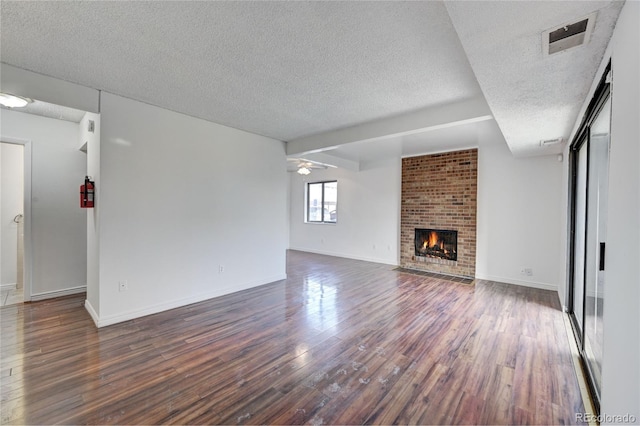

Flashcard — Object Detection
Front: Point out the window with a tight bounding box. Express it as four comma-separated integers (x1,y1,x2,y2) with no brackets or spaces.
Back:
306,181,337,223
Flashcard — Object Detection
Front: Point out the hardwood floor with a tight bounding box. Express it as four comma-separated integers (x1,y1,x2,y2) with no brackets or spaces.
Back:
1,250,585,425
0,287,23,307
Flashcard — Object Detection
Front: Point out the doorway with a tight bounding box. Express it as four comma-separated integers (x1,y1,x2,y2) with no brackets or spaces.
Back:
1,141,26,305
568,63,611,413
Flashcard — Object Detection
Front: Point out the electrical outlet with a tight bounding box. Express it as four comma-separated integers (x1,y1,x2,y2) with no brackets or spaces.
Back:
119,280,128,292
520,268,533,277
219,265,225,274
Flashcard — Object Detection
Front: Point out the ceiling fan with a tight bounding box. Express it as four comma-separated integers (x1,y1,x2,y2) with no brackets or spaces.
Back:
286,157,333,175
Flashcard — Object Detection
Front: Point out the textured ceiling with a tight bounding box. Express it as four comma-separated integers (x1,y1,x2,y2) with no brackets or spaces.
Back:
323,119,485,164
0,1,482,142
0,1,623,160
445,1,623,157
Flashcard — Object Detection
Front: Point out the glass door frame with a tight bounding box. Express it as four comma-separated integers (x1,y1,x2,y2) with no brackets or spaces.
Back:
567,61,611,414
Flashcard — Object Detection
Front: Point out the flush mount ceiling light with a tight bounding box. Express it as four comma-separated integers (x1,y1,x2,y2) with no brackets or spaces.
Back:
297,166,311,175
0,93,33,108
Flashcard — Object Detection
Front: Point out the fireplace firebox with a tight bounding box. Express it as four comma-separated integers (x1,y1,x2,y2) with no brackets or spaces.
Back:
415,228,458,261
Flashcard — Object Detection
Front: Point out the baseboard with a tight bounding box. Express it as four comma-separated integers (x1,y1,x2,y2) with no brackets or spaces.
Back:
30,285,87,301
84,299,100,327
92,274,287,328
289,247,398,266
1,283,17,290
475,274,557,291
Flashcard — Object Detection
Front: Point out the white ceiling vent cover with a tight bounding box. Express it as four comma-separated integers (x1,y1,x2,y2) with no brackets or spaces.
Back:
539,137,564,147
543,12,597,55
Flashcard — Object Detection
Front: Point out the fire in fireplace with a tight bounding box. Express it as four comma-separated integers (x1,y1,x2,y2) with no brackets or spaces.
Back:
415,228,458,261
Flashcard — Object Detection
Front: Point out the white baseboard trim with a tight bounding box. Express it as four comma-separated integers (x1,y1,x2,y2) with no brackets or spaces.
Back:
84,299,100,327
30,285,87,301
1,283,17,290
475,274,557,291
92,274,287,328
289,247,398,266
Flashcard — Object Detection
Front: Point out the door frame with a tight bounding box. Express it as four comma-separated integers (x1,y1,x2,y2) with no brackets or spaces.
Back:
1,136,33,302
566,61,611,414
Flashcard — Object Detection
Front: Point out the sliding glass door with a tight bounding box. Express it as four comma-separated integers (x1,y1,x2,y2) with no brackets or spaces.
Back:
582,96,610,397
569,66,611,411
572,139,587,333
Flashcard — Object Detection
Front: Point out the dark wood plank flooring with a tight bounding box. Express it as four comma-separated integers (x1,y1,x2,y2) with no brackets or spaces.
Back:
1,250,585,425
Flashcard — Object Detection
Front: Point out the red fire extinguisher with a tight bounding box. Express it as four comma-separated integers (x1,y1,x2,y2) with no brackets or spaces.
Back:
80,176,95,208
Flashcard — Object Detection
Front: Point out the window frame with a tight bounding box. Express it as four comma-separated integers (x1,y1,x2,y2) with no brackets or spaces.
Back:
305,180,337,224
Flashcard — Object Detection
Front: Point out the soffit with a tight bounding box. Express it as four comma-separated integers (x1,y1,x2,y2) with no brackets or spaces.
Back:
445,1,623,157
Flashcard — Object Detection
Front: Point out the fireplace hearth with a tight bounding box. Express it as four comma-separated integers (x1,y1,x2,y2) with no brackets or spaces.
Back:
415,228,458,261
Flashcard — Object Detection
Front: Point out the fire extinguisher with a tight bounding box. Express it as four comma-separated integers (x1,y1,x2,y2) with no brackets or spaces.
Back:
80,176,95,208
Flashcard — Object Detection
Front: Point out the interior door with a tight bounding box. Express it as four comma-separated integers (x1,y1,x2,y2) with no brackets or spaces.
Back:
0,142,25,305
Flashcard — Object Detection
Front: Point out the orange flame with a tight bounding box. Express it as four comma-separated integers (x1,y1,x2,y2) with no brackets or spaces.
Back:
428,231,439,248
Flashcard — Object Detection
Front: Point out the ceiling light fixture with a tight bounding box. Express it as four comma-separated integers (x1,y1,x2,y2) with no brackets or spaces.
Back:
297,167,311,175
0,93,33,108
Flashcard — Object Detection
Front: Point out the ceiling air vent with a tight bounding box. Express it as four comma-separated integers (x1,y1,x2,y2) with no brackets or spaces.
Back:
540,137,563,147
543,13,596,55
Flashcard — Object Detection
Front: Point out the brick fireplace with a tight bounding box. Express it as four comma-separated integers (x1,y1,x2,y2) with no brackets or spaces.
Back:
400,149,477,278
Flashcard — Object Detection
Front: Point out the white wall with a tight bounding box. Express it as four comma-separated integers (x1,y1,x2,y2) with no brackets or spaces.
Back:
80,112,101,316
476,120,563,290
289,158,401,265
0,143,24,287
92,92,287,326
288,123,564,291
0,109,87,298
596,0,639,420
